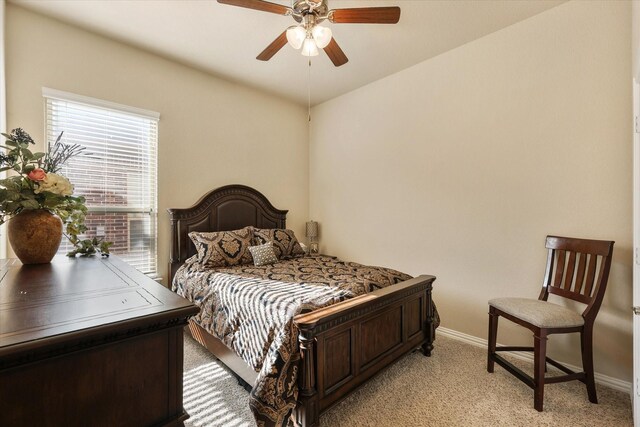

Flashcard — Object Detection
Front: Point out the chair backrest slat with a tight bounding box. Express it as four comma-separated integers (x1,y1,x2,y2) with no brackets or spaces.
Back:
583,253,598,298
562,251,576,291
574,252,587,295
553,250,566,288
541,236,614,321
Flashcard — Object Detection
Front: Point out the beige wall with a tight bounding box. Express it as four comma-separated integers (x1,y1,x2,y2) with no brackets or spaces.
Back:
310,0,633,382
5,4,309,284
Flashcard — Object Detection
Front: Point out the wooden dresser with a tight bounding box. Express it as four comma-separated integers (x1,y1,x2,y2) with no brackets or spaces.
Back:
0,256,199,427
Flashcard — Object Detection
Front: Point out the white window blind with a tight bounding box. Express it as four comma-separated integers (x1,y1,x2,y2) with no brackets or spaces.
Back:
43,88,159,276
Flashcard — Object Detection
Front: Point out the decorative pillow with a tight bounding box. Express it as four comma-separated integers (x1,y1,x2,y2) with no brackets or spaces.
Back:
248,242,278,266
253,228,305,259
188,227,254,268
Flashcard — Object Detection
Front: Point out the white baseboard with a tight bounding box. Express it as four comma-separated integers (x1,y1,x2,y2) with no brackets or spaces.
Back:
437,326,632,395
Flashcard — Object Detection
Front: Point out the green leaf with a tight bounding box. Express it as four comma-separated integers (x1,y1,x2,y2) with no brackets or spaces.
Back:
6,192,20,202
44,198,63,208
21,147,34,159
100,240,113,254
6,201,20,212
0,178,20,191
19,189,36,199
20,199,40,209
69,195,86,203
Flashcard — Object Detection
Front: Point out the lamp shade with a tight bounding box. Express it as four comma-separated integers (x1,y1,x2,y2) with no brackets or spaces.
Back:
312,25,332,49
301,37,319,57
286,25,306,50
305,221,318,238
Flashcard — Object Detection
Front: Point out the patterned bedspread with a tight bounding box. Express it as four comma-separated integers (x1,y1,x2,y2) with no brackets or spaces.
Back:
210,254,414,295
173,254,439,426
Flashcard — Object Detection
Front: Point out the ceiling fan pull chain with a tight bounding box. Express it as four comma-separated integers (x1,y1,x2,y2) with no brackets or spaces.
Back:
308,58,312,122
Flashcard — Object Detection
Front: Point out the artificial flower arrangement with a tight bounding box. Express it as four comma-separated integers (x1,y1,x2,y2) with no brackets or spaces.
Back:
0,128,112,257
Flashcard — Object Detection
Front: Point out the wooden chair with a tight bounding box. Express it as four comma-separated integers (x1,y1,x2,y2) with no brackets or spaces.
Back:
487,235,614,411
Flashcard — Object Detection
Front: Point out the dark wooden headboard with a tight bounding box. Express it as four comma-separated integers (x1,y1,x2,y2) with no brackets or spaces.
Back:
167,184,288,282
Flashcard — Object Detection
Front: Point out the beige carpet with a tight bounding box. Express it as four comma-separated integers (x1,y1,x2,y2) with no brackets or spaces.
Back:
183,335,632,427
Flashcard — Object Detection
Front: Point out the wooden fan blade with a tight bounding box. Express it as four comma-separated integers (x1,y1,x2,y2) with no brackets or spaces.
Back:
329,7,401,24
217,0,291,15
323,38,348,67
257,31,288,61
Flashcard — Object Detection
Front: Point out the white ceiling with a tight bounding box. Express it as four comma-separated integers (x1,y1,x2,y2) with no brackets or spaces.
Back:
11,0,566,106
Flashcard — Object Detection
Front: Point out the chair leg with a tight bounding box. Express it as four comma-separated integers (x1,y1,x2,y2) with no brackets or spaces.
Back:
487,308,499,373
581,327,598,404
533,330,547,412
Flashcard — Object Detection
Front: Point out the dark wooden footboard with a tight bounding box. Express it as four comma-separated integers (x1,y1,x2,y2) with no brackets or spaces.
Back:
293,275,436,427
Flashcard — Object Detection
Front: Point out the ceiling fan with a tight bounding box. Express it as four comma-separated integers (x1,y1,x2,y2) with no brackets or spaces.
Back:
217,0,401,67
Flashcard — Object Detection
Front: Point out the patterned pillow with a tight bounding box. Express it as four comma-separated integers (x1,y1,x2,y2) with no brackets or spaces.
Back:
188,227,254,268
253,228,305,259
248,242,278,266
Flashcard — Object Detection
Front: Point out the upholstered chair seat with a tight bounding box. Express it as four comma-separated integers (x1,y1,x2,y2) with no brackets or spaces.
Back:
488,298,584,328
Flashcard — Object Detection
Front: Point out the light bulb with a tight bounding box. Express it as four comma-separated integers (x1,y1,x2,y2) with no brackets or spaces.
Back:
301,37,319,57
286,26,306,50
312,25,332,49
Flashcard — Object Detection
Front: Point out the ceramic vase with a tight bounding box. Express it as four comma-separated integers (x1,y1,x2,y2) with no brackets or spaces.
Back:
8,209,63,264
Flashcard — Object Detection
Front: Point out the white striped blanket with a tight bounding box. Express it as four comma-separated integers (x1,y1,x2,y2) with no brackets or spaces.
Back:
174,268,351,427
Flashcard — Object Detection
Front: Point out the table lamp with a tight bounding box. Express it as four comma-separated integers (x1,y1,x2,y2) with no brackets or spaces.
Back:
305,220,319,254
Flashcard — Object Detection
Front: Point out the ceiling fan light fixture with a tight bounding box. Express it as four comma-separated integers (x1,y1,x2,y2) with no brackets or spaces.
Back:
286,25,306,50
219,0,401,67
301,37,319,57
311,25,332,49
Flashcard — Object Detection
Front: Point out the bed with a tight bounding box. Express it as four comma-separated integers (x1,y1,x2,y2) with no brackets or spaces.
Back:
168,184,438,427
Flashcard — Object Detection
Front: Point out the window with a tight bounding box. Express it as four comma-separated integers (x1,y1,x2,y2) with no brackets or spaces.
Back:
43,88,159,276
